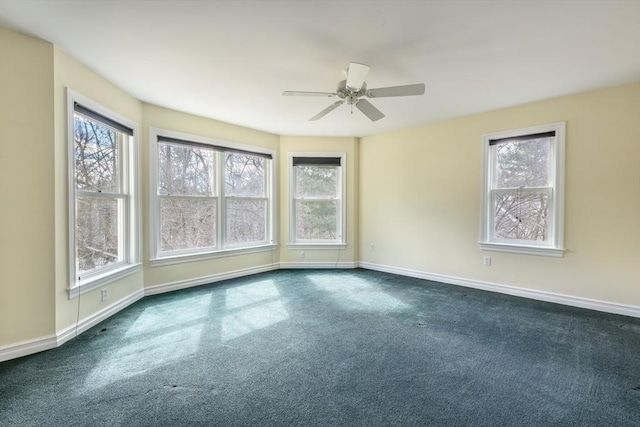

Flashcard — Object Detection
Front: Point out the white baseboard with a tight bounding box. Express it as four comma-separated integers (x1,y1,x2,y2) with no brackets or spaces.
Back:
279,261,357,269
4,260,637,363
144,263,278,296
358,261,640,318
56,288,145,347
0,288,144,363
0,334,58,363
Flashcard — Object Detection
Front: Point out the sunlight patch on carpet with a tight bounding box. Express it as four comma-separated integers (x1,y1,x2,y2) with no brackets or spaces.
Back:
84,324,203,390
125,293,213,338
221,300,289,342
309,274,411,312
225,280,280,310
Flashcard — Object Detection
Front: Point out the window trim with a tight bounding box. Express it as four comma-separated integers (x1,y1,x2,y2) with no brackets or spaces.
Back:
149,127,276,264
480,122,565,257
67,89,140,298
288,152,346,246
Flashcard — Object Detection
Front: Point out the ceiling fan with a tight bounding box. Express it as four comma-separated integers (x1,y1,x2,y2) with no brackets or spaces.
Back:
283,62,425,122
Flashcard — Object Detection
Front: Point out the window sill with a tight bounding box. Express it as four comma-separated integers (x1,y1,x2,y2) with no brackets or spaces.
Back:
287,243,347,250
68,263,142,299
480,242,564,258
151,244,278,267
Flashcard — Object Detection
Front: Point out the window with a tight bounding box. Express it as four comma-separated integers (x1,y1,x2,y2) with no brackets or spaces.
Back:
68,90,139,296
150,130,274,264
225,152,268,246
480,122,565,257
158,142,217,252
290,154,345,246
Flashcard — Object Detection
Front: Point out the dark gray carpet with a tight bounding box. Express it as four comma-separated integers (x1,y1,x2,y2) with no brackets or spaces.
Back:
1,269,639,426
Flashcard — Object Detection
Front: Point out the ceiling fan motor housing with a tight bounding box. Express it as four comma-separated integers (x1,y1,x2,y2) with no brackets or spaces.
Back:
337,79,366,104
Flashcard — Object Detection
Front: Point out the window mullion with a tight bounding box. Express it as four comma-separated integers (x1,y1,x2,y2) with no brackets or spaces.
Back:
217,151,224,250
121,133,132,264
118,132,125,194
226,196,269,201
158,194,217,200
493,186,552,193
76,190,125,198
265,181,271,244
294,196,335,201
117,132,125,263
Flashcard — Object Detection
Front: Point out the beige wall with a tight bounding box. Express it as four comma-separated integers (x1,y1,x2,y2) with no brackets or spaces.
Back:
278,136,359,265
0,29,56,346
359,83,640,306
141,104,280,288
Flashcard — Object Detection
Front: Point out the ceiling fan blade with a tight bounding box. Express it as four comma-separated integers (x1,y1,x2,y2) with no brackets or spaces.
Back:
309,100,345,121
283,91,337,97
355,99,385,122
345,62,370,91
365,83,425,98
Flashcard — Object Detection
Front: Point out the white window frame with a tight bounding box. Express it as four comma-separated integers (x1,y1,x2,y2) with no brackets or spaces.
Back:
224,152,271,250
149,128,276,266
288,152,347,249
67,89,140,298
480,122,565,257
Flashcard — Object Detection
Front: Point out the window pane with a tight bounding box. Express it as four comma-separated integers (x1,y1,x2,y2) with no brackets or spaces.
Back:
295,165,338,198
160,198,217,251
74,114,119,192
495,138,549,188
494,191,548,242
296,200,338,240
76,197,120,273
226,199,267,245
225,153,265,197
159,143,215,196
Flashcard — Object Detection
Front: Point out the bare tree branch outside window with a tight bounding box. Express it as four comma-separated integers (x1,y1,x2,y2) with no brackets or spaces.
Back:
492,138,550,242
156,140,271,254
225,153,267,245
74,115,122,272
158,143,217,251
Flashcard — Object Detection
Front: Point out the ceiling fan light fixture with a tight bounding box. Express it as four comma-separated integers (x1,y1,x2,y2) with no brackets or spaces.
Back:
345,62,370,91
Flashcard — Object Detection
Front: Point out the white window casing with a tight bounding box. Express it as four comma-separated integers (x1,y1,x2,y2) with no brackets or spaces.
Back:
67,88,141,298
480,122,565,257
288,152,346,249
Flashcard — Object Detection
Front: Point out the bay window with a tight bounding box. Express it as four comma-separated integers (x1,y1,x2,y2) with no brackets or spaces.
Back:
150,130,274,264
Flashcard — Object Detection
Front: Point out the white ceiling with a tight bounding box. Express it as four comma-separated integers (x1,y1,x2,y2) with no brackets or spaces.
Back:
1,1,638,137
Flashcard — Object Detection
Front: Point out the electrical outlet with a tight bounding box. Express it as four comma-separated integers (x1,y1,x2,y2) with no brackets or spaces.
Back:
300,251,305,259
101,289,108,302
369,244,375,251
483,256,492,266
